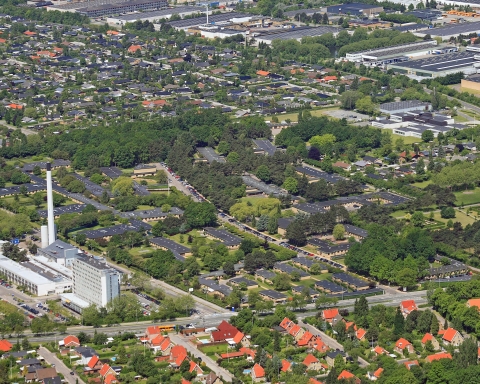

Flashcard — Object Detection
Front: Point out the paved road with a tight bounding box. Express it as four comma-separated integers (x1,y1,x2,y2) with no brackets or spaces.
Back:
39,346,86,384
170,334,233,383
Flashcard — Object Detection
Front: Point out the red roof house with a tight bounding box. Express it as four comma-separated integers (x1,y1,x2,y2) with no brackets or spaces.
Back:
356,328,366,341
338,370,360,384
297,331,314,347
322,308,341,324
280,317,294,331
63,335,80,347
211,321,240,342
373,345,387,355
104,374,117,384
99,364,115,377
0,340,12,352
421,333,439,350
403,360,419,370
252,363,265,381
281,359,291,372
170,345,188,367
426,352,452,363
467,298,480,310
86,355,101,371
400,300,418,317
128,45,142,53
394,338,414,355
441,328,464,346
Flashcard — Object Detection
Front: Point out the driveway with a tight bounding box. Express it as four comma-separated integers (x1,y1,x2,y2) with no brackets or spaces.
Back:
169,334,233,382
38,346,86,384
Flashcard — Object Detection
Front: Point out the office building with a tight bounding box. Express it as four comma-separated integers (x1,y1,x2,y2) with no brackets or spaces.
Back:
72,256,121,308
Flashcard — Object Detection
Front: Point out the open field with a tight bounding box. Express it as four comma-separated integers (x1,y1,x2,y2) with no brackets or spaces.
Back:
455,188,480,206
433,210,475,227
264,106,339,122
391,133,420,145
412,180,433,189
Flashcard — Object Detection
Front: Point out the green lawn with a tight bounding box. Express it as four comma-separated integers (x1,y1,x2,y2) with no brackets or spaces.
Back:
454,188,480,206
391,133,420,145
390,210,408,218
433,210,475,227
454,115,469,123
200,343,229,355
412,180,433,189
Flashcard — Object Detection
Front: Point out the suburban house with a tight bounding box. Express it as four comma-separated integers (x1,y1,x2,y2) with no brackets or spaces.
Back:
281,360,291,372
404,360,419,370
440,328,464,346
0,340,12,352
326,350,346,367
394,338,414,355
211,321,240,342
426,352,452,363
400,300,418,318
372,346,387,356
232,331,250,347
467,298,480,310
322,308,342,325
421,333,440,350
60,335,80,348
252,363,265,382
303,354,327,371
367,368,384,381
338,370,361,384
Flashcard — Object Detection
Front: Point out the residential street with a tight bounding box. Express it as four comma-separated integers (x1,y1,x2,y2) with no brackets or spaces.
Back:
38,346,86,384
169,334,233,382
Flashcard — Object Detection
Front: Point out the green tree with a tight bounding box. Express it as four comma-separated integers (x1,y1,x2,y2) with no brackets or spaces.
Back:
396,268,417,290
333,224,346,240
355,96,376,115
393,307,405,336
256,165,270,182
282,177,298,194
111,177,134,196
411,211,425,227
184,202,217,228
455,338,478,368
273,273,291,290
422,130,434,143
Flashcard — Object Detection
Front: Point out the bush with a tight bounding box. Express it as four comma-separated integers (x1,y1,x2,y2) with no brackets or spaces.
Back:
440,206,455,219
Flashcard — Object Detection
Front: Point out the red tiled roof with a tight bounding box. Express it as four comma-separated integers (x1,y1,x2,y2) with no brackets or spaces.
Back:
0,340,12,352
401,300,417,313
170,345,187,366
159,337,171,351
279,317,292,329
374,368,384,378
309,379,323,384
220,351,245,359
303,354,319,366
426,352,452,362
373,346,386,355
422,333,434,344
356,328,366,340
181,379,191,384
442,328,459,342
297,331,313,346
395,338,412,349
104,374,116,384
64,335,80,346
288,324,301,336
99,364,112,377
256,70,270,76
403,360,419,370
211,321,239,342
281,359,291,372
232,331,244,344
338,370,355,380
253,363,265,378
239,347,256,358
313,338,329,353
467,298,480,309
128,45,142,52
322,308,339,320
189,360,202,373
87,355,99,369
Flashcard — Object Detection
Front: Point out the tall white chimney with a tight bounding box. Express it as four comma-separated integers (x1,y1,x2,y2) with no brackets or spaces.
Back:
40,225,48,249
46,162,56,245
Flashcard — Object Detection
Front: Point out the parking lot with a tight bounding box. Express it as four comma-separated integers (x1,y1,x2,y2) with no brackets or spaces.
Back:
322,109,370,122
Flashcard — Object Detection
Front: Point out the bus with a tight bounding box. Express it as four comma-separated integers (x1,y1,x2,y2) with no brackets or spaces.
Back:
157,324,175,332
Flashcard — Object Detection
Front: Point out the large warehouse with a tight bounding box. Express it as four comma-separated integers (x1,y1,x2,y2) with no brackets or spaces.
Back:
413,21,480,40
387,51,480,78
107,6,207,26
168,12,256,30
254,26,340,45
345,40,440,65
48,0,169,17
326,3,383,16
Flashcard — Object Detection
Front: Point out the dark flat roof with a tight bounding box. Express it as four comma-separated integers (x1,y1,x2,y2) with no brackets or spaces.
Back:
204,227,242,246
390,51,477,73
332,272,369,288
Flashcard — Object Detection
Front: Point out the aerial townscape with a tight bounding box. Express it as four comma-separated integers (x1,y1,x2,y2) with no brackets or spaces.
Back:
4,0,480,383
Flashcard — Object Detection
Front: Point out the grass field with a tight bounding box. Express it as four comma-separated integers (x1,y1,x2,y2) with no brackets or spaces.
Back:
433,210,475,227
412,180,433,189
454,188,480,206
200,343,229,355
264,106,339,122
391,133,420,145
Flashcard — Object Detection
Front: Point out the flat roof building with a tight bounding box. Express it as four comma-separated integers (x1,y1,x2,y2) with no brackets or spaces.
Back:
37,239,83,267
72,256,121,308
379,100,432,114
326,3,383,16
413,21,480,40
0,247,72,296
107,6,206,26
255,26,340,45
387,51,480,78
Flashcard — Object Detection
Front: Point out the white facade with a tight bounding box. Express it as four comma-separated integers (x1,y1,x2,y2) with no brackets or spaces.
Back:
0,255,72,296
72,256,121,308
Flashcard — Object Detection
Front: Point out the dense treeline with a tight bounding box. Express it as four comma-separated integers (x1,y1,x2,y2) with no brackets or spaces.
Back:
345,224,435,286
1,4,89,25
338,32,418,57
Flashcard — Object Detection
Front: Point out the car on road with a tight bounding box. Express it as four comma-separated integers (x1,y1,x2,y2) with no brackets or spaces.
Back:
70,372,74,375
186,323,196,329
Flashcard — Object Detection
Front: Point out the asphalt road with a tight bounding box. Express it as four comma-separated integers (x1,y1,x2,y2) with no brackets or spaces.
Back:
170,334,233,382
39,346,85,384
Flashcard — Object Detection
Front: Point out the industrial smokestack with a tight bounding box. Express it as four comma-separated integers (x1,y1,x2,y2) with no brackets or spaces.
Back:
46,162,56,245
